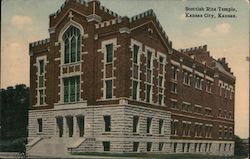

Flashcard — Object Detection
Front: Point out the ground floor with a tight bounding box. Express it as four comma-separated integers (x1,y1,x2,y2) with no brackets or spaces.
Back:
27,102,234,156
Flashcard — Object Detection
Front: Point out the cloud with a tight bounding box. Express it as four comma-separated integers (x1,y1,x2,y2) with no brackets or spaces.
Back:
11,15,32,27
199,23,231,37
215,23,231,34
200,27,215,36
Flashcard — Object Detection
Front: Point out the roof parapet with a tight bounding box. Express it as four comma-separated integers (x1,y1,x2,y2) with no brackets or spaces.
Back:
50,0,120,18
95,17,122,29
179,45,207,53
30,38,50,47
129,9,172,48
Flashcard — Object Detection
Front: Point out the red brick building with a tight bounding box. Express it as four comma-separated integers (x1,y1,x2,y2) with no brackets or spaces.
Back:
27,0,235,156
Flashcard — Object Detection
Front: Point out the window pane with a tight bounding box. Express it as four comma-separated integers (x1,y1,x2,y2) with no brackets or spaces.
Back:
64,38,70,63
77,36,80,61
39,75,44,88
146,69,151,83
103,142,110,151
159,76,163,87
147,51,152,69
71,37,76,63
106,44,113,63
158,94,163,105
105,80,112,99
70,78,76,102
76,76,80,101
146,85,151,103
133,45,139,64
133,64,139,79
132,80,138,100
159,119,163,134
39,60,44,75
39,90,44,105
64,78,69,102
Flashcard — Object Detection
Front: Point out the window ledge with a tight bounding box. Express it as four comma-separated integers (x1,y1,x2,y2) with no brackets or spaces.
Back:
61,61,81,67
36,132,44,135
102,132,111,135
170,91,177,94
34,104,48,107
183,83,191,87
159,134,164,137
146,133,153,136
133,132,140,135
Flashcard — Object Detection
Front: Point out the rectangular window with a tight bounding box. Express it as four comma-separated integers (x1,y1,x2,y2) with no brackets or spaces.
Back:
170,100,177,109
132,80,138,100
171,82,177,93
106,44,113,63
171,121,178,135
146,70,152,83
159,119,164,134
103,141,110,151
104,115,111,132
105,80,112,99
171,66,178,80
159,142,164,151
133,142,139,152
183,72,191,85
146,117,152,134
39,60,44,75
133,116,139,133
37,118,42,133
63,76,80,103
146,142,152,152
182,102,191,112
195,76,202,90
206,81,212,93
146,84,151,103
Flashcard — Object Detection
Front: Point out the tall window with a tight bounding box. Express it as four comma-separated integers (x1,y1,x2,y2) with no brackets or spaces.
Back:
63,26,81,64
105,80,113,99
183,71,191,85
37,118,43,133
146,50,153,103
103,141,110,151
104,115,111,132
133,142,139,152
171,82,177,93
38,59,45,105
63,76,80,103
131,44,140,100
170,99,177,109
159,119,164,134
133,116,139,133
171,65,178,81
171,120,178,136
195,76,202,90
106,44,113,63
206,81,212,93
146,117,152,134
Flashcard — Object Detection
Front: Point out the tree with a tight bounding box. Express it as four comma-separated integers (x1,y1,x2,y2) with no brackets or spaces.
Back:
0,84,29,152
234,135,248,157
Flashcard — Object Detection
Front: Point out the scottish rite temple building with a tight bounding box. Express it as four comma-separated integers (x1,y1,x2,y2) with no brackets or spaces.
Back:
27,0,235,156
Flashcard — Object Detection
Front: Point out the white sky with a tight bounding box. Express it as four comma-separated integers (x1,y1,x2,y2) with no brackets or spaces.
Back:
1,0,249,138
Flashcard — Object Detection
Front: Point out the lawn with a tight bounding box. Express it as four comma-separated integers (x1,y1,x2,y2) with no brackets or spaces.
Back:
72,152,247,159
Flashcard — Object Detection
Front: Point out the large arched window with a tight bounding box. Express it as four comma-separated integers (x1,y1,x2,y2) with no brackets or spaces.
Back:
63,26,81,64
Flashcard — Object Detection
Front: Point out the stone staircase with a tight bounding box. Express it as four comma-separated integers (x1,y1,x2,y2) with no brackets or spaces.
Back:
27,137,88,157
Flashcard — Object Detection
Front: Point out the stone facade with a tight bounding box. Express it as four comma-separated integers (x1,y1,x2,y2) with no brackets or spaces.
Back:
28,0,235,156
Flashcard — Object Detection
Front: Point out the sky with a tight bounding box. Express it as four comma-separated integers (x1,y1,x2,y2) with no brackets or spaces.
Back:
1,0,249,138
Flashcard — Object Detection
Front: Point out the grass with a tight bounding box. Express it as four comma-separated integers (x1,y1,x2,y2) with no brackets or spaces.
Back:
72,152,247,159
